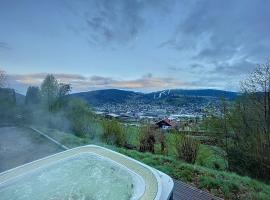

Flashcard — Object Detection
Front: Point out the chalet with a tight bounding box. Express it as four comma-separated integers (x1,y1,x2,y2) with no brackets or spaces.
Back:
155,118,174,130
94,111,105,117
118,113,134,122
105,113,120,119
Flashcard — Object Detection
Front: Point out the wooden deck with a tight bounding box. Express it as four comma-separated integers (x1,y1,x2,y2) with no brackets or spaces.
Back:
172,179,223,200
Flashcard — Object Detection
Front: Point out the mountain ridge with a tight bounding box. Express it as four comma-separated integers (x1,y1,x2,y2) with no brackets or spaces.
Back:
71,88,238,106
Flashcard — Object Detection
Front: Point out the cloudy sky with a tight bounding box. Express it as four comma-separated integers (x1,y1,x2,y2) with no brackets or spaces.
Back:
0,0,269,94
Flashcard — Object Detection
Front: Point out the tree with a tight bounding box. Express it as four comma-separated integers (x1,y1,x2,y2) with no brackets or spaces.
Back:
240,61,270,137
65,98,103,138
0,88,17,123
25,86,41,105
51,83,71,110
174,134,199,164
0,70,7,88
58,83,71,98
203,61,270,181
40,74,59,112
102,119,126,147
228,61,270,180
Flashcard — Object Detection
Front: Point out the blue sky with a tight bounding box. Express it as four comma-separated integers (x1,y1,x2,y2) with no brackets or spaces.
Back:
0,0,270,93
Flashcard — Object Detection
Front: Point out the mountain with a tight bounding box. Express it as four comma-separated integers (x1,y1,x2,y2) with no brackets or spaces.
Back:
71,89,142,106
71,89,238,107
147,89,237,100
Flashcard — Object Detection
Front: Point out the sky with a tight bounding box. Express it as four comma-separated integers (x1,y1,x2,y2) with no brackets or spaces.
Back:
0,0,270,94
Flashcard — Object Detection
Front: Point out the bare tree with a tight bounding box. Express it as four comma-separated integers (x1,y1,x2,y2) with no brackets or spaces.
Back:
235,61,270,180
241,61,270,140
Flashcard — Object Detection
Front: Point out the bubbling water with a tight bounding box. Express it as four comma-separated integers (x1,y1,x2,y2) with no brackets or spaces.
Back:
0,153,137,200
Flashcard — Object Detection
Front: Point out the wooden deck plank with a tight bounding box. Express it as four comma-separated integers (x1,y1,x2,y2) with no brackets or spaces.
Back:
172,179,223,200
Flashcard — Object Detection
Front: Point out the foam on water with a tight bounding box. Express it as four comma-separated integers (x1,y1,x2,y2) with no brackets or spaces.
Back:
0,153,141,200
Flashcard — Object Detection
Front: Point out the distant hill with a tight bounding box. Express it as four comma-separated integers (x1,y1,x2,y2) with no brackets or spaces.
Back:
71,89,238,107
147,89,237,100
71,89,142,105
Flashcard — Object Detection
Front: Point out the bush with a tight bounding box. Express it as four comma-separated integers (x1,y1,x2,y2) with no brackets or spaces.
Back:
196,145,228,170
156,130,167,155
139,125,156,153
228,145,270,181
102,119,126,147
175,134,200,164
65,98,96,137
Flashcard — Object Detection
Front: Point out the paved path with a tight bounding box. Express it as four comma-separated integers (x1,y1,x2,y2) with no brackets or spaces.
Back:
0,126,63,172
30,127,69,150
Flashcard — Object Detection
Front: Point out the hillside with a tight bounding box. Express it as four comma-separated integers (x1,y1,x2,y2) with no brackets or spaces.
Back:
71,89,238,107
148,89,237,100
71,89,142,105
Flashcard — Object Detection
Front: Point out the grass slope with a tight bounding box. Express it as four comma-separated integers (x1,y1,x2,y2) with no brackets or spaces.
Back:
37,127,270,200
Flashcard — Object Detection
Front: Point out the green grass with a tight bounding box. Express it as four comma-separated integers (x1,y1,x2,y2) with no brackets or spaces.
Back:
196,145,228,170
121,126,227,171
38,127,91,148
116,148,270,200
124,125,140,146
42,126,231,171
37,127,270,200
165,133,227,170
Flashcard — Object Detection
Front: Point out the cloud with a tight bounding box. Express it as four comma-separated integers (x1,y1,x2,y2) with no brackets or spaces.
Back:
168,63,205,72
111,75,192,90
0,42,10,50
211,60,256,76
160,0,270,76
3,0,269,91
64,0,173,47
10,73,86,85
8,72,196,94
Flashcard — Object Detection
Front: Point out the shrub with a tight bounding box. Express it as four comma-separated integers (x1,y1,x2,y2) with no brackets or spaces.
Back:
156,129,167,155
65,98,95,137
139,125,156,153
175,134,200,164
228,145,270,181
102,119,126,147
196,145,228,170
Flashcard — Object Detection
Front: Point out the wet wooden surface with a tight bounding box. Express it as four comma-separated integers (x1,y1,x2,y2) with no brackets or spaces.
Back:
173,179,223,200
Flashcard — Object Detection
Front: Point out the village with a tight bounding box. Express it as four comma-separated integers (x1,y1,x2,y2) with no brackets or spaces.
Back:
93,103,204,132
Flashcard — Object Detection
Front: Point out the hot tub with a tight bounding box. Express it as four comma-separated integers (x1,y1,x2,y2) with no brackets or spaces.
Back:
0,145,174,200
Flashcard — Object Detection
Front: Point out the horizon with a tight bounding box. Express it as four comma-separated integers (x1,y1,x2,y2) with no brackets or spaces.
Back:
1,1,270,93
13,86,237,96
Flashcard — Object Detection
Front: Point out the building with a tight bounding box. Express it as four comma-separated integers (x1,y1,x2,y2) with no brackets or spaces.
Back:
155,118,174,130
105,113,120,119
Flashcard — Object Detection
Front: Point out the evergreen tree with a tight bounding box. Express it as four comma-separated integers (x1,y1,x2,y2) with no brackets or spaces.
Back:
40,74,59,112
25,86,41,105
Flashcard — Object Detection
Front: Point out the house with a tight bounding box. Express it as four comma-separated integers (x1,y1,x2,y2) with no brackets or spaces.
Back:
105,113,120,119
118,113,135,122
155,118,174,130
94,111,105,117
